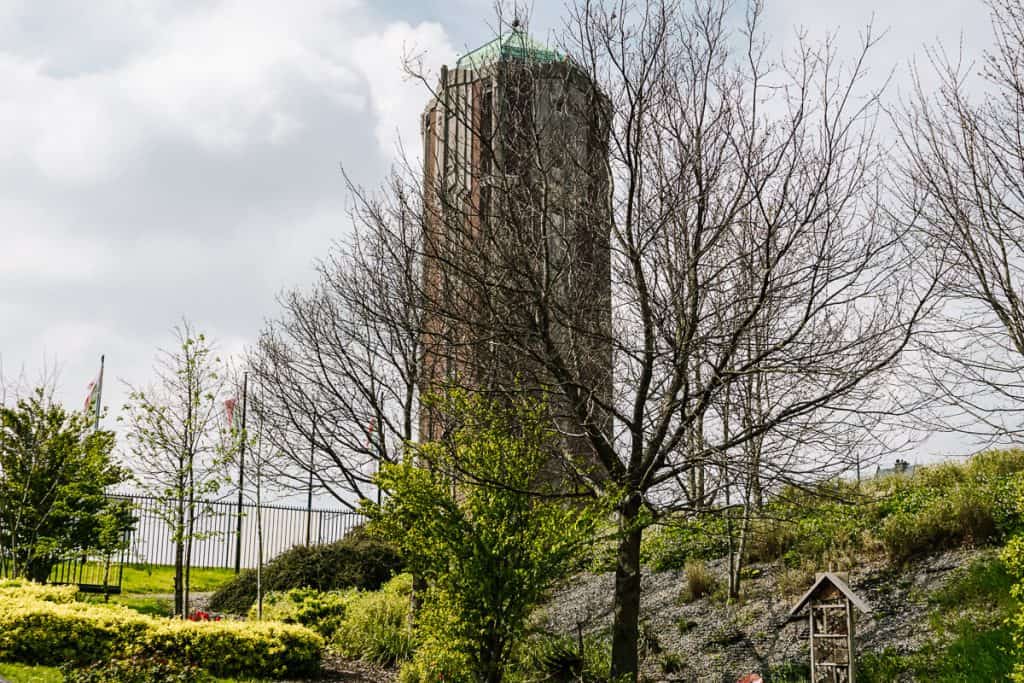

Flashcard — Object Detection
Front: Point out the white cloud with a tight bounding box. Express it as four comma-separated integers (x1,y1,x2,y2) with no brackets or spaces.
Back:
0,0,391,184
352,21,456,159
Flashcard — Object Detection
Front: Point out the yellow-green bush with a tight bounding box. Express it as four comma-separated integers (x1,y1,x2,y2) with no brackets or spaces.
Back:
397,589,472,683
249,587,356,638
0,587,323,679
332,574,415,665
0,579,77,603
145,618,322,679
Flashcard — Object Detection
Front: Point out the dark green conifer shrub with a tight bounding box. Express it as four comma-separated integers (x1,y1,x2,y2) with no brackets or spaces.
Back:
208,525,402,614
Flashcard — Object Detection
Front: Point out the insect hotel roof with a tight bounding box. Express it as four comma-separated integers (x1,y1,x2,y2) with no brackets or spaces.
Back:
788,572,871,618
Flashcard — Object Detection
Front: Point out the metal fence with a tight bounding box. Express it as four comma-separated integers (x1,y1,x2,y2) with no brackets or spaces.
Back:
0,545,128,594
0,494,364,592
112,493,366,570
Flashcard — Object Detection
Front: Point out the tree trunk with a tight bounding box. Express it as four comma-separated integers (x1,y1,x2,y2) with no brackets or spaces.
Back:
173,537,184,617
729,504,751,600
174,496,185,617
610,494,643,682
184,488,196,618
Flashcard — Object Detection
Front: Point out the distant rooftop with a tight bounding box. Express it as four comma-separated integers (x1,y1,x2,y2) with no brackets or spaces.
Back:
455,22,564,70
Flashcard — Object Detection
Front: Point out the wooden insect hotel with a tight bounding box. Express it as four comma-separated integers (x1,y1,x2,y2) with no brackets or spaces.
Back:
788,572,870,682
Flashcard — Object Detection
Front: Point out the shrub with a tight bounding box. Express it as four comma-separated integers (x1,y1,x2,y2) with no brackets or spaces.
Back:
661,653,686,675
332,574,415,665
502,632,612,683
880,484,1000,563
144,618,322,679
680,561,717,603
0,580,77,604
372,391,601,682
208,525,402,614
62,656,212,683
930,554,1015,611
250,587,355,638
776,560,816,600
642,514,730,571
764,660,811,682
745,517,802,565
0,596,148,665
0,589,323,679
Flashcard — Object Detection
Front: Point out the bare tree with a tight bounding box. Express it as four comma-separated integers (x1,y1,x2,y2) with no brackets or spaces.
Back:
383,1,934,677
251,171,424,508
898,0,1024,447
121,321,230,617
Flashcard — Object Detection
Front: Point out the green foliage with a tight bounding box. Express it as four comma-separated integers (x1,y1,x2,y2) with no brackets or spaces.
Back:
208,526,402,614
372,391,602,683
642,515,729,571
505,632,613,683
1002,478,1024,681
62,655,213,683
331,574,415,665
860,620,1015,683
251,587,354,638
930,554,1015,611
858,648,910,682
0,585,322,679
855,554,1018,681
642,449,1024,573
764,661,810,682
0,389,133,582
879,484,1001,563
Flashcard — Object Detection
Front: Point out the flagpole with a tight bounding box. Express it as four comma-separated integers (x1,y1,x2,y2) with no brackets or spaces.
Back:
94,355,105,431
234,371,248,575
306,409,315,546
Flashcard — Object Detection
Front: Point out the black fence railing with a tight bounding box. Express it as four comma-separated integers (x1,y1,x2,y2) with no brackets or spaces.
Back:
0,547,128,594
110,493,365,570
0,494,364,592
48,555,126,594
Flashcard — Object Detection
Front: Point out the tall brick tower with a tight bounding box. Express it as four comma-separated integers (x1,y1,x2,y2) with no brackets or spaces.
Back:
419,23,612,478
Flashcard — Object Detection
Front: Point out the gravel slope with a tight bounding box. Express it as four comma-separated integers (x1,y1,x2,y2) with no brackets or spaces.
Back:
535,548,982,682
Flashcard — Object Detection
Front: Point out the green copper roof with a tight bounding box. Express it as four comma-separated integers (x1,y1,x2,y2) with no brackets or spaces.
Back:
455,27,564,70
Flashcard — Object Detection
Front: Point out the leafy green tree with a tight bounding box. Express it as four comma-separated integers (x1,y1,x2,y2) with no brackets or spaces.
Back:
372,391,601,683
0,388,130,582
122,321,231,616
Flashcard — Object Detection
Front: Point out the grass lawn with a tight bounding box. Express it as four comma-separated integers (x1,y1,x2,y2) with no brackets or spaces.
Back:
120,563,238,593
79,593,174,617
62,562,237,594
72,563,237,617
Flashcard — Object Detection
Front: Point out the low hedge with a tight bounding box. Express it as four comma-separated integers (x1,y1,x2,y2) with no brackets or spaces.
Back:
250,587,356,638
209,525,403,614
0,588,323,679
63,656,213,683
0,579,77,604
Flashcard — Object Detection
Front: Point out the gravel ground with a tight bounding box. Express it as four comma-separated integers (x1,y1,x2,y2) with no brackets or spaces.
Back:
536,548,981,682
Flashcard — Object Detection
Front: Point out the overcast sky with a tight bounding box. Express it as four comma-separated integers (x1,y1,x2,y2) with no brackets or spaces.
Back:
0,0,995,466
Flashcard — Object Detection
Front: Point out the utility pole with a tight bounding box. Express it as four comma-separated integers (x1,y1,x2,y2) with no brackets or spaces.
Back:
234,371,247,575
